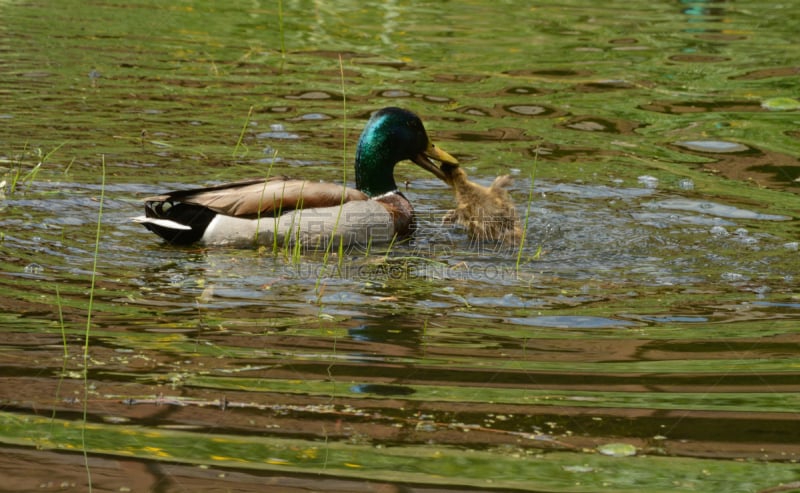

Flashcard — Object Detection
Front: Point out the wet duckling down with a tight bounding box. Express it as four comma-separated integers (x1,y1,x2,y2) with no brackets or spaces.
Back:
441,163,522,244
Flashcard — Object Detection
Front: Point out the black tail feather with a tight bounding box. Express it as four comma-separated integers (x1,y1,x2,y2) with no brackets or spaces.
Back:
143,201,216,245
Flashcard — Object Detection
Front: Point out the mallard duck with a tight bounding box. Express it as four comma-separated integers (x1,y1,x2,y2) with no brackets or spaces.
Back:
441,163,522,244
134,107,458,248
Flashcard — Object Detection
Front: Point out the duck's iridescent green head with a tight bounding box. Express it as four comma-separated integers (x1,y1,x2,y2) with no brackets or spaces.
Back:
355,107,458,197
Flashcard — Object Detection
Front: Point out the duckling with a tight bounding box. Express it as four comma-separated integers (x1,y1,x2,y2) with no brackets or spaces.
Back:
441,163,522,244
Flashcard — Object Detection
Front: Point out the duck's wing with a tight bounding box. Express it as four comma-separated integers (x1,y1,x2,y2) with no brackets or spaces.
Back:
143,176,369,218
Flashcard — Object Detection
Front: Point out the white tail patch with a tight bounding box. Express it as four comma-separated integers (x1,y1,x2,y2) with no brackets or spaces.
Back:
132,216,192,231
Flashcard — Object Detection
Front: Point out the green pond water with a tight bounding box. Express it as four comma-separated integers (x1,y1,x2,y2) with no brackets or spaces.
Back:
1,0,800,491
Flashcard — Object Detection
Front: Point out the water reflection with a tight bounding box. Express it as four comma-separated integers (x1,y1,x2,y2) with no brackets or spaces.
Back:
668,54,730,62
284,89,342,100
680,0,728,21
350,384,416,396
573,80,636,92
639,100,764,113
507,315,639,329
674,140,752,153
558,116,644,134
441,127,532,142
455,104,564,118
504,68,594,78
505,86,546,95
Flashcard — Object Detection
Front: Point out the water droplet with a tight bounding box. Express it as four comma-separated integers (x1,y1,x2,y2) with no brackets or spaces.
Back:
754,285,771,297
460,107,490,116
505,104,549,116
257,124,300,140
296,113,331,121
506,86,541,95
423,95,451,103
379,89,412,98
567,120,607,131
285,90,339,100
710,226,728,236
638,175,659,188
721,272,747,282
675,140,750,153
597,443,637,457
740,237,759,246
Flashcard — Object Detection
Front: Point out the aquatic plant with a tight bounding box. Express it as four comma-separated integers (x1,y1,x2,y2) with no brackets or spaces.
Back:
5,142,65,194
